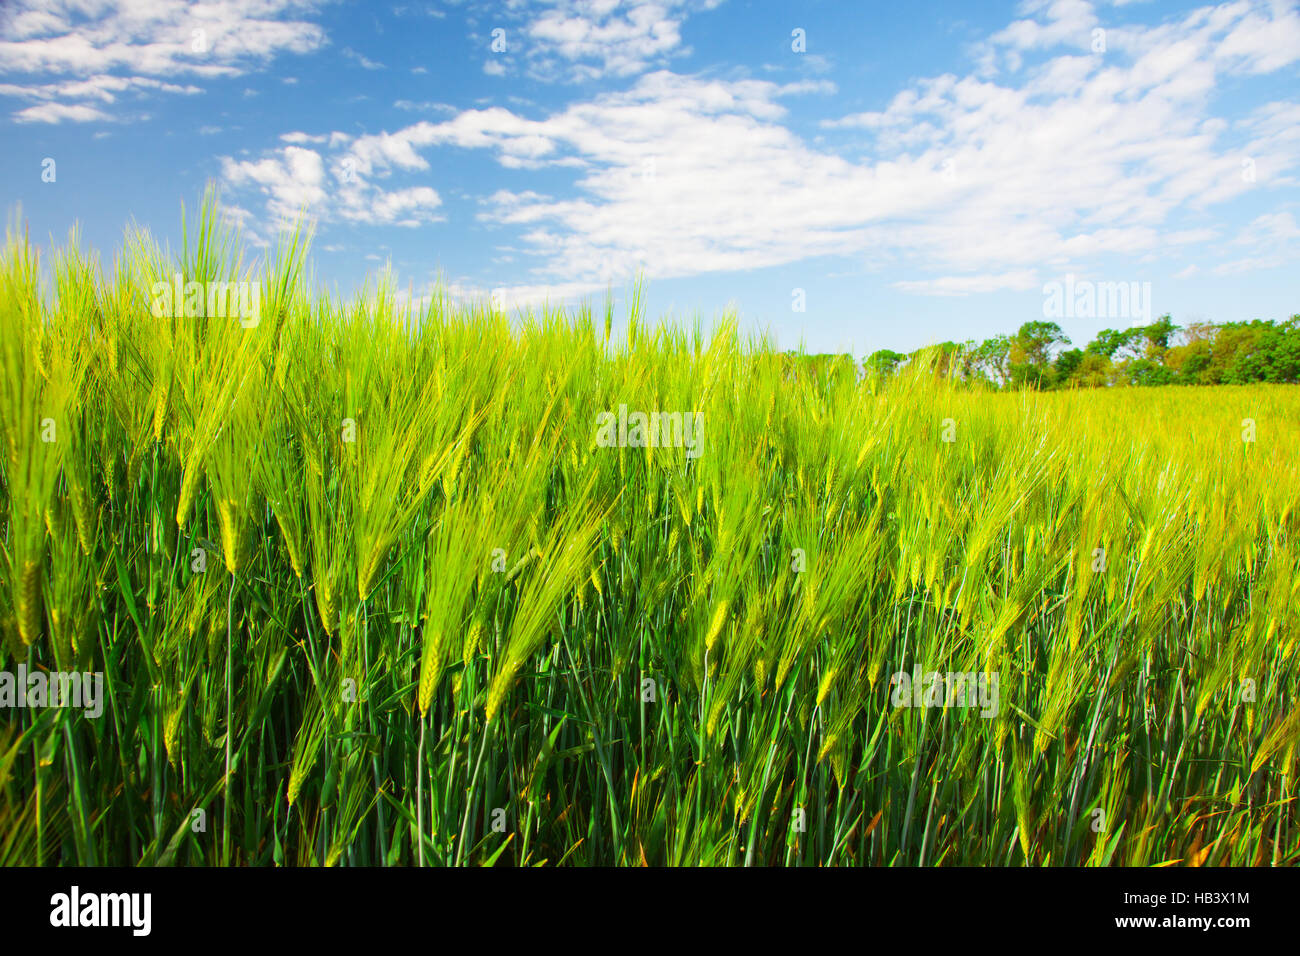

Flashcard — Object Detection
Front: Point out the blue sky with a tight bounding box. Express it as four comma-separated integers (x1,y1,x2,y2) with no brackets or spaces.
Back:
3,0,1299,356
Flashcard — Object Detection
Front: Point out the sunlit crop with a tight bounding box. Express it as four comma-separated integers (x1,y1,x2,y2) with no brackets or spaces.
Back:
1,195,1296,866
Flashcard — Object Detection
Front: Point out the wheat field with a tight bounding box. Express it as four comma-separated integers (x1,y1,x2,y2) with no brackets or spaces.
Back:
1,198,1297,866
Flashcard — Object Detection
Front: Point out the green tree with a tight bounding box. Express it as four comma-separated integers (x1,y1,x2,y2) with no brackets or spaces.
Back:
865,349,905,376
1086,327,1139,359
1010,321,1070,388
1053,347,1084,385
972,335,1012,387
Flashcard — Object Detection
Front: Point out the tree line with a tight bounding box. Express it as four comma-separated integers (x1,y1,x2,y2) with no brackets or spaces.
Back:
860,315,1300,388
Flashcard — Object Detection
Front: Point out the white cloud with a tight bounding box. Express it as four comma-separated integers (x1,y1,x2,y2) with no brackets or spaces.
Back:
444,278,612,312
342,47,384,70
221,143,443,232
1214,0,1300,72
0,74,202,103
515,0,724,81
13,101,112,124
1212,210,1300,273
221,146,328,223
280,131,329,145
989,0,1100,53
0,0,327,121
893,271,1042,296
394,99,458,113
366,186,443,226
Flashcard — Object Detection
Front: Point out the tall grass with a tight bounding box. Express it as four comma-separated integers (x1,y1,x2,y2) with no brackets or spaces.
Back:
0,195,1296,866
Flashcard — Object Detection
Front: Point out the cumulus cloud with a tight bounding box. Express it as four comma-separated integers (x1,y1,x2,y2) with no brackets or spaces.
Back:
221,142,444,235
509,0,724,81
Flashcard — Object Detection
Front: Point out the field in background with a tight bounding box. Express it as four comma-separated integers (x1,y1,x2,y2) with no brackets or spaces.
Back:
1,200,1297,866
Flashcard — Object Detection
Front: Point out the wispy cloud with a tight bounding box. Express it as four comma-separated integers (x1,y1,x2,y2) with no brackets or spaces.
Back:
0,0,328,122
893,271,1042,297
13,101,113,124
342,46,385,70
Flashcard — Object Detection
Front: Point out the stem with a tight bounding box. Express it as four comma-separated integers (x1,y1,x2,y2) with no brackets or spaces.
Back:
223,570,235,864
417,711,426,867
